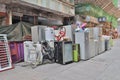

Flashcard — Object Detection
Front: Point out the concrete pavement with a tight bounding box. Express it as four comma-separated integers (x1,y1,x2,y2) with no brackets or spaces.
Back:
0,39,120,80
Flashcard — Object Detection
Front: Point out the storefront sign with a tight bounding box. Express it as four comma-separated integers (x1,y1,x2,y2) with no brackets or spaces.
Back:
98,17,106,22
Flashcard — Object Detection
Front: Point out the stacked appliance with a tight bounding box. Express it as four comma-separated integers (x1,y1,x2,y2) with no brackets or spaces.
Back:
31,26,55,66
54,41,73,64
31,26,55,48
31,26,46,42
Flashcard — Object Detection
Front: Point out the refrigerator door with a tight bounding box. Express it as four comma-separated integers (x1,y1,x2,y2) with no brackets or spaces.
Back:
73,44,80,62
84,32,90,60
54,42,63,64
88,28,94,39
63,42,73,64
89,39,96,58
63,25,73,41
98,38,102,54
99,28,102,37
75,32,85,60
31,27,39,42
102,39,105,52
98,38,105,54
93,27,99,40
45,28,55,41
105,39,111,51
38,26,46,41
94,40,99,56
24,41,34,62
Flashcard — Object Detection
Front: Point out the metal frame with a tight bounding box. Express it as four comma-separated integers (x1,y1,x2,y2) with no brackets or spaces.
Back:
0,34,12,72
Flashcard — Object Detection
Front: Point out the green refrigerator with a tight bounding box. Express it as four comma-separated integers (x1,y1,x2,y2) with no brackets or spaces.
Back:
73,44,80,62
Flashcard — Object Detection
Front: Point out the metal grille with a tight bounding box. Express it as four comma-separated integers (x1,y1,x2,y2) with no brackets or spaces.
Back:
0,34,12,72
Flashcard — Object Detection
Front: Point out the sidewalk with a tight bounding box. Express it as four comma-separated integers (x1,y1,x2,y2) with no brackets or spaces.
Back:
0,39,120,80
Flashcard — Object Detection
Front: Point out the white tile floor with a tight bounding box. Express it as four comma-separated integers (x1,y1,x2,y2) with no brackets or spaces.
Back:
0,39,120,80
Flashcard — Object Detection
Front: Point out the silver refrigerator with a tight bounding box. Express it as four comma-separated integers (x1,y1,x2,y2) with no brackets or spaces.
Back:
88,28,96,58
75,31,94,60
93,27,100,55
97,28,105,54
63,25,74,41
98,38,105,54
54,41,73,64
31,25,46,42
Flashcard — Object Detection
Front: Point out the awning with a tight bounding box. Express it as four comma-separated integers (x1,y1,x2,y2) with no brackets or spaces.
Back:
75,0,120,18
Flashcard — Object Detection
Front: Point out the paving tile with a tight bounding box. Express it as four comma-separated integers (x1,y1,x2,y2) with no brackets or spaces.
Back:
0,39,120,80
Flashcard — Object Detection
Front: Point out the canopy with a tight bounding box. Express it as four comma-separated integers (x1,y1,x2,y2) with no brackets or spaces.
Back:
75,3,118,28
0,22,33,41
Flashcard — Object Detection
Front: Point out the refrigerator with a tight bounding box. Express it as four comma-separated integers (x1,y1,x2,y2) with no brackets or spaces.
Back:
75,32,90,60
45,27,55,41
31,26,46,42
98,38,105,54
88,28,96,58
54,41,73,64
23,41,43,63
89,39,96,58
94,40,99,56
93,27,105,54
73,44,80,62
75,30,96,60
44,27,55,48
63,25,74,41
93,27,100,40
105,39,111,51
93,27,101,55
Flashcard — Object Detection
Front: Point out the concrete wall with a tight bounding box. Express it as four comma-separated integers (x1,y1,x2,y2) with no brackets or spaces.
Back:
21,0,75,16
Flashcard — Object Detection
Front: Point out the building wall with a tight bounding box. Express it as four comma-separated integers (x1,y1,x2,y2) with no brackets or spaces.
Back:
21,0,75,16
0,4,9,25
